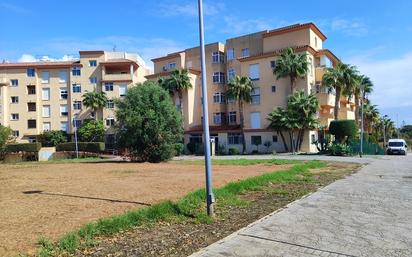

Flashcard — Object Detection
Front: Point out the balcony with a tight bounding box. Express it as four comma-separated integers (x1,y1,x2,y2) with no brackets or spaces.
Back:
317,92,335,107
0,77,9,85
102,73,132,82
315,67,326,82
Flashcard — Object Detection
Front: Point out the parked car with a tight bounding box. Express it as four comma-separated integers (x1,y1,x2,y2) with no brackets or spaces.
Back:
386,139,408,155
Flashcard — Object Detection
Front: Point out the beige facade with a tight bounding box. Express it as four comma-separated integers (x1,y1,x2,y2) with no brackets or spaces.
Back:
0,51,149,145
148,23,355,153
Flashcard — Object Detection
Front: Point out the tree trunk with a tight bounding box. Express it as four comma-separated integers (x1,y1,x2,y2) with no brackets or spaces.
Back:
334,87,341,120
178,91,183,114
278,130,289,152
290,77,296,94
239,101,246,154
298,129,304,151
290,130,296,154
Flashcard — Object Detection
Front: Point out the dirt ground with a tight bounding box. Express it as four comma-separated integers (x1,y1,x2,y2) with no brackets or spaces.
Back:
0,161,291,257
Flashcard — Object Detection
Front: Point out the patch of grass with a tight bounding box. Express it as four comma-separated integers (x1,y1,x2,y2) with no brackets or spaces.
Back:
111,169,139,174
174,158,300,166
37,160,326,256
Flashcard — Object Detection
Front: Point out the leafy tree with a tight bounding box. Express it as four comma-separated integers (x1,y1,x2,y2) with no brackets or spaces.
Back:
161,69,192,113
322,62,358,120
116,81,183,162
226,75,253,154
272,47,309,93
329,120,358,144
400,125,412,139
38,130,68,147
77,120,105,142
268,91,319,153
82,91,108,119
363,102,380,133
0,125,12,152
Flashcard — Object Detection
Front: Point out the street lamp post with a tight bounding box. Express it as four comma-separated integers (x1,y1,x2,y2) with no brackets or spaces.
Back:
198,0,215,217
360,85,364,158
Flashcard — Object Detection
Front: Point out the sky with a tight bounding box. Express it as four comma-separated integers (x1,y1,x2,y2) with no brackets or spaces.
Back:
1,0,412,125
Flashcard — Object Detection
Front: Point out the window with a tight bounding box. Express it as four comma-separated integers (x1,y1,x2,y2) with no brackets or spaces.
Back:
251,87,260,104
89,60,97,67
228,133,242,144
11,96,19,103
105,82,113,91
228,111,236,124
227,48,235,61
72,67,81,76
272,135,278,142
27,85,36,95
43,122,51,131
73,101,82,110
227,68,235,81
42,88,50,100
27,68,35,77
213,92,225,103
250,112,261,129
270,60,276,69
12,130,19,137
251,135,262,146
168,62,176,70
10,113,19,120
41,71,49,83
42,105,50,117
60,88,68,99
28,119,36,129
27,102,36,112
11,79,18,87
249,63,260,80
213,112,226,125
241,48,250,57
212,72,225,84
73,119,82,128
107,100,114,109
72,83,81,93
89,77,97,84
271,85,276,93
60,122,69,132
119,84,127,97
60,105,68,116
212,51,225,63
59,70,67,83
106,118,115,126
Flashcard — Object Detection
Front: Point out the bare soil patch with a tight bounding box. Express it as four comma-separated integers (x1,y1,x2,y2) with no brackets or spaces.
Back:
0,161,291,256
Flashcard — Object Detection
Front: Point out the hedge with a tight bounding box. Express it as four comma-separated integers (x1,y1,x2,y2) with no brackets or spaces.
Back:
5,142,42,152
329,120,357,143
56,142,105,153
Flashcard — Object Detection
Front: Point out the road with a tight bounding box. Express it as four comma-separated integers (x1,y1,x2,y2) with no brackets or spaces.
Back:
189,155,412,257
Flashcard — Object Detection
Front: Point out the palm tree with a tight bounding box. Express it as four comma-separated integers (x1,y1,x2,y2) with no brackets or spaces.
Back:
267,107,290,152
226,75,253,154
162,69,192,113
322,62,358,120
273,47,309,93
82,91,108,120
363,102,380,133
344,75,373,125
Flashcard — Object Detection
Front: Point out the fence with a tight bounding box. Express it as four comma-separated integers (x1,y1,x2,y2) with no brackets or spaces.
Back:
349,140,385,155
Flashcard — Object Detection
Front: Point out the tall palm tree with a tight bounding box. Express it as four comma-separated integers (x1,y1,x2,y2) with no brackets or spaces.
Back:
267,107,289,152
273,47,309,93
344,75,373,125
226,75,253,154
82,91,108,120
363,102,380,132
162,69,192,113
322,62,358,120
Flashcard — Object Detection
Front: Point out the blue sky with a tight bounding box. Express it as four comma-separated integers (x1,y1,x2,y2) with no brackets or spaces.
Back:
1,0,412,124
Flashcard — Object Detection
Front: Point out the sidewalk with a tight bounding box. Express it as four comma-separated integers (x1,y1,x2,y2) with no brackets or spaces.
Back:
189,155,412,257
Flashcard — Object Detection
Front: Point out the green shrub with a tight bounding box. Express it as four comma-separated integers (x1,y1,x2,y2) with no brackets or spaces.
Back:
56,142,105,152
5,142,42,152
217,144,226,155
78,120,105,142
174,143,185,156
328,143,352,156
116,81,183,162
38,130,68,147
228,147,240,155
329,120,357,143
0,125,12,152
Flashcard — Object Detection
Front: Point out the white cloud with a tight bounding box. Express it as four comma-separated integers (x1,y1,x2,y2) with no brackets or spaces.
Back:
221,16,270,35
157,1,224,17
18,54,37,62
0,2,30,14
346,52,412,110
17,54,78,63
317,18,368,36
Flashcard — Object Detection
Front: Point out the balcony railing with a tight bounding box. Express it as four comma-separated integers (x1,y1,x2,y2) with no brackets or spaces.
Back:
102,73,132,81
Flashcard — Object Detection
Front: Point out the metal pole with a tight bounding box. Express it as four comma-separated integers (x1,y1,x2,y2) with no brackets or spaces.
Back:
198,0,215,217
73,115,79,158
360,88,364,157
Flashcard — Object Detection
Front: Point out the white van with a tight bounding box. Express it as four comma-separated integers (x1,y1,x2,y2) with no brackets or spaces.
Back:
386,139,408,155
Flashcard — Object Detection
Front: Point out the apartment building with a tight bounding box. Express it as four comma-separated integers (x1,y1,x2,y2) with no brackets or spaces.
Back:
148,23,355,153
0,51,148,145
